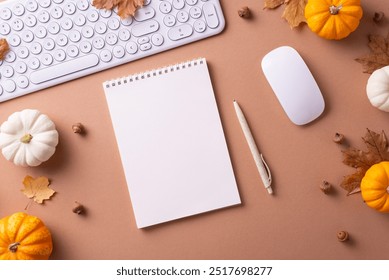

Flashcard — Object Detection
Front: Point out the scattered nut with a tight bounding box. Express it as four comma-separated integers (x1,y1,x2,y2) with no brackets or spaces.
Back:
337,230,349,242
72,201,85,215
333,133,345,144
72,123,84,134
373,12,385,23
320,180,332,194
238,6,251,18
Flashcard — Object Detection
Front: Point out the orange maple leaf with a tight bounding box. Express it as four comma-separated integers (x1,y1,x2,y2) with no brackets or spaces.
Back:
92,0,144,19
21,176,56,204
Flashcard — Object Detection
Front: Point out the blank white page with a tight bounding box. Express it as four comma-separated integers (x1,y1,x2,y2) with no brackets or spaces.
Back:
103,58,240,228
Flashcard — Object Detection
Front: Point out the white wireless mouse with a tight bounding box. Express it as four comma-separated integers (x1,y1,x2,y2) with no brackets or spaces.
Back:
261,46,325,125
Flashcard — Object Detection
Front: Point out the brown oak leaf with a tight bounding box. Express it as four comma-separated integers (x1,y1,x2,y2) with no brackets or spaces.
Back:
340,129,389,195
355,32,389,74
0,38,9,61
92,0,144,19
21,176,55,204
264,0,307,28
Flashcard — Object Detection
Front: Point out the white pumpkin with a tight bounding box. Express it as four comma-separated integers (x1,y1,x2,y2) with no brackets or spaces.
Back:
0,109,59,166
366,66,389,112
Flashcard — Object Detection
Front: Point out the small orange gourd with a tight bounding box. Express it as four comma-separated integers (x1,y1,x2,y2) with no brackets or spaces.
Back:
305,0,363,40
361,162,389,213
0,212,53,260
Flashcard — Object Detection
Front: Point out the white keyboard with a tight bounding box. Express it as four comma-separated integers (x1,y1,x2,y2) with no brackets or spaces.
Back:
0,0,225,102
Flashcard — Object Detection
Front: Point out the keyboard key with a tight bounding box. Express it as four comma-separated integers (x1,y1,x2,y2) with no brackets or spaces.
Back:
0,85,3,96
48,22,60,34
75,14,87,26
3,80,16,93
132,20,159,37
41,53,53,66
16,76,29,89
30,54,99,84
190,6,202,18
43,38,56,50
186,0,198,5
163,15,176,27
82,25,94,38
193,19,206,33
31,42,43,54
168,24,193,41
151,33,164,46
67,45,79,57
95,22,107,34
80,41,92,53
15,62,28,74
107,18,120,30
61,18,73,30
11,18,24,31
118,29,131,41
125,41,138,54
25,0,38,12
69,30,82,42
177,11,189,23
8,34,21,47
77,0,89,11
134,6,155,21
25,15,37,27
28,57,40,70
92,37,105,49
35,26,47,38
105,33,118,45
99,9,112,18
12,3,25,16
113,46,125,58
0,23,11,35
121,17,133,26
38,0,51,8
56,34,68,47
51,6,63,19
16,47,29,59
87,10,99,22
159,2,172,14
140,43,152,51
2,65,14,78
54,49,66,61
64,2,76,15
38,10,50,23
4,51,16,63
0,7,12,20
100,49,112,62
138,36,149,44
172,0,185,10
203,3,219,28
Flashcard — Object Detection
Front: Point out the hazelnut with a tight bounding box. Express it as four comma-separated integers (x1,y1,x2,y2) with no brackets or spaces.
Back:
72,123,84,134
72,201,85,215
320,180,332,194
333,133,345,144
337,230,349,242
238,6,251,18
373,12,385,23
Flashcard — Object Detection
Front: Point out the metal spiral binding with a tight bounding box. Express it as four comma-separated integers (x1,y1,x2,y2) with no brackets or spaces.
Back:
103,58,205,89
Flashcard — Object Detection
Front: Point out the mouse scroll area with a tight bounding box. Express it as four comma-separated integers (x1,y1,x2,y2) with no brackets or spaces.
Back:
261,46,325,125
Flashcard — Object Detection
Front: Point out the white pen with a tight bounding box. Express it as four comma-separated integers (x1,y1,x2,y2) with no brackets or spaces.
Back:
233,100,273,194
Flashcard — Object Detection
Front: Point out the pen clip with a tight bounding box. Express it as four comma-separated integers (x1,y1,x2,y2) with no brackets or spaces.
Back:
260,154,272,187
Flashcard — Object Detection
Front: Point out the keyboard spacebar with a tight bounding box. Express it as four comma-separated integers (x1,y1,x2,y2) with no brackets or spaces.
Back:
30,54,99,84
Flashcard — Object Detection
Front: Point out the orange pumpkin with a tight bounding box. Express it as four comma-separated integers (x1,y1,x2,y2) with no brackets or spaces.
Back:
0,212,53,260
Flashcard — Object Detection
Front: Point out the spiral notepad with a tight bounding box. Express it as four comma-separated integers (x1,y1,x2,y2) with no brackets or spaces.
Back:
103,58,241,228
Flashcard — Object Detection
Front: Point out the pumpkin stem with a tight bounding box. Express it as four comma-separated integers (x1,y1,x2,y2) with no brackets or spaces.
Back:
8,242,20,253
20,134,33,143
329,5,342,15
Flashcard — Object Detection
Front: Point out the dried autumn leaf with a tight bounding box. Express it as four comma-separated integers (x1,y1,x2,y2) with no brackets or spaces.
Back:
92,0,144,19
21,176,55,204
0,38,10,61
264,0,286,9
340,129,389,195
355,32,389,74
264,0,307,28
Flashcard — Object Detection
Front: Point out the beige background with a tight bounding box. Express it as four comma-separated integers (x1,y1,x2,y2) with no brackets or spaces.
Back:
1,0,389,259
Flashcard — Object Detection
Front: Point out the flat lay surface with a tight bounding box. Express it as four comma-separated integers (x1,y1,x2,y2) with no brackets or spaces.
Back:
0,0,389,259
